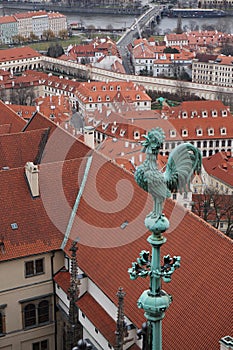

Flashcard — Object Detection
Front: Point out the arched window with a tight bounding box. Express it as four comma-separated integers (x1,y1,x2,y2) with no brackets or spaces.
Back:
24,304,36,328
38,300,49,324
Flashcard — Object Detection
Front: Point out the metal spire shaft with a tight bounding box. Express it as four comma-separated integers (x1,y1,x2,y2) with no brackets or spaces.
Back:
115,287,126,350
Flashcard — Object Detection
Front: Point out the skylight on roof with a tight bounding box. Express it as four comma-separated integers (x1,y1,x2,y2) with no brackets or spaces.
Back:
121,221,129,229
11,223,18,230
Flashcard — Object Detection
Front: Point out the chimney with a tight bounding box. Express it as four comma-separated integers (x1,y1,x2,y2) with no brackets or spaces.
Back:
84,126,95,149
25,162,39,197
220,336,233,350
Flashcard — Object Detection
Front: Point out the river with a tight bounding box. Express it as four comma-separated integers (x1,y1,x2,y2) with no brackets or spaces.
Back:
1,7,232,34
65,13,233,33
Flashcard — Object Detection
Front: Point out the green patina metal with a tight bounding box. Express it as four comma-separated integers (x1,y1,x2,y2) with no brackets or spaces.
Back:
128,127,202,350
61,155,93,250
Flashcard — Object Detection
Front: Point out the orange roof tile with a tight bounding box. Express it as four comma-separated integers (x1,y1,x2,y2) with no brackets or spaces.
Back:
0,100,26,132
14,10,47,19
77,293,116,345
0,128,49,169
24,112,91,161
203,151,233,187
0,15,17,24
0,47,41,62
0,108,231,350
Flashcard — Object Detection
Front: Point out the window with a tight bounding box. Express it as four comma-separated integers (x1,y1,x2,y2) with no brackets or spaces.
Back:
25,259,44,277
208,128,214,136
196,128,202,136
182,129,188,137
222,110,227,117
38,301,49,324
170,130,176,137
220,127,226,135
0,306,6,335
23,298,50,329
172,193,177,200
212,110,217,117
202,110,207,117
32,340,49,350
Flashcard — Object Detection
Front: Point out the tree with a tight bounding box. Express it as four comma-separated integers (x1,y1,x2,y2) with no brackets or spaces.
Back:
192,187,233,238
164,47,179,54
0,88,6,102
175,79,188,98
221,37,233,56
10,86,35,105
29,32,39,42
12,34,26,44
42,29,55,41
58,29,69,40
47,43,64,58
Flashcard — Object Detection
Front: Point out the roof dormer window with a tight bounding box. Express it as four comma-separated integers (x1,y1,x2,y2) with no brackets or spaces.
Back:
191,111,197,118
92,86,96,91
110,86,113,91
182,111,187,118
212,110,217,117
98,96,101,102
220,127,226,135
182,129,188,137
134,131,140,139
102,86,106,91
170,130,176,137
202,110,208,118
89,97,92,102
102,123,108,130
208,128,214,136
222,110,227,117
120,129,126,137
196,128,202,136
117,86,121,91
111,125,118,133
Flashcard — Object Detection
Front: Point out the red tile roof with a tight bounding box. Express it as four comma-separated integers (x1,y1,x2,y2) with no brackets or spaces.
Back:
14,10,47,19
54,268,70,293
66,199,232,350
0,128,49,169
0,100,26,132
10,104,36,120
77,293,116,345
203,151,233,187
24,111,91,162
164,100,231,119
165,33,188,41
0,47,41,62
0,165,63,261
1,109,232,349
0,15,17,24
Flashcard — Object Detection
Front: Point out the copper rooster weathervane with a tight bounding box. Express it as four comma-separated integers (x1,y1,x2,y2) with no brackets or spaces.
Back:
129,127,202,350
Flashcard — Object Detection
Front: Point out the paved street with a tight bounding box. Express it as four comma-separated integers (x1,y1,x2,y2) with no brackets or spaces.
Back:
117,5,162,74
